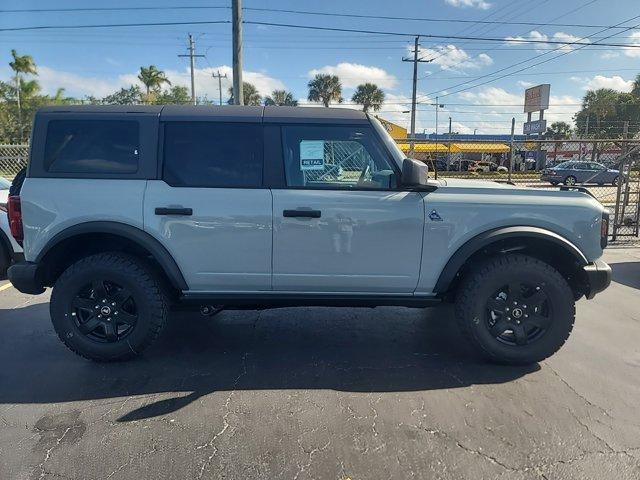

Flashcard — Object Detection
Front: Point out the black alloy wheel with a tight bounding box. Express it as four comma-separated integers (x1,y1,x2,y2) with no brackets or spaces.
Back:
71,279,138,343
485,281,551,346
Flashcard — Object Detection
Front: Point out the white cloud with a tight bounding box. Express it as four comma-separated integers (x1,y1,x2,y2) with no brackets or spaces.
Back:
307,63,397,89
415,45,493,71
1,64,286,101
600,52,620,60
445,0,491,9
517,80,534,89
622,31,640,58
36,66,131,98
455,87,580,132
581,75,633,92
505,31,589,52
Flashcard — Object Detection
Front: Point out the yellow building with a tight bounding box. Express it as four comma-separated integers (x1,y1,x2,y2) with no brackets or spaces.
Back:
375,117,407,140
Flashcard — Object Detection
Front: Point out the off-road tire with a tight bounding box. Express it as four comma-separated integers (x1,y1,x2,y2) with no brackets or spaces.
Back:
455,254,575,365
50,252,168,361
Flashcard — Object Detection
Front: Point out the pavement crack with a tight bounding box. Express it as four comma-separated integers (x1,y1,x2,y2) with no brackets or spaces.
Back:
34,426,72,480
546,365,611,418
195,352,249,479
293,439,331,480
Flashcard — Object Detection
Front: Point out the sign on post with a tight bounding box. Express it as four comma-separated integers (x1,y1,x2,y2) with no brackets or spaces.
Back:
524,84,550,113
523,119,547,135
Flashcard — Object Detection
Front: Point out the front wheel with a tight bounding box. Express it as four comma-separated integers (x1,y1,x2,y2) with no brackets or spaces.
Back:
455,254,575,365
564,175,577,186
50,252,168,361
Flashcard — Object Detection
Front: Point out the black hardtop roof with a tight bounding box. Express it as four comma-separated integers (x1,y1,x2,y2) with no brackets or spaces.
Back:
37,105,370,124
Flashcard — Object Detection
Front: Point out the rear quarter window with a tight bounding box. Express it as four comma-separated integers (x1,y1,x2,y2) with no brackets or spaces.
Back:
162,122,263,188
44,120,140,174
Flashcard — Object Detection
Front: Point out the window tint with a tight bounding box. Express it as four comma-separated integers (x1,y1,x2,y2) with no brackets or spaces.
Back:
281,125,396,189
44,120,139,174
163,122,263,188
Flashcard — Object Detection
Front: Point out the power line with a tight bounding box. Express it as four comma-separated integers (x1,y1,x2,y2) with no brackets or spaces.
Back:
242,21,640,48
1,4,630,31
0,6,229,13
422,13,640,100
3,18,640,49
0,20,230,32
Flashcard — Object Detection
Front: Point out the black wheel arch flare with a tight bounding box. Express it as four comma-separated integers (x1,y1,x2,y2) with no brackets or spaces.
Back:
433,226,589,294
36,221,188,291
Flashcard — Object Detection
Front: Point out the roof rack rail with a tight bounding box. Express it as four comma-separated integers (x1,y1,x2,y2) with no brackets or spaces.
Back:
559,185,597,199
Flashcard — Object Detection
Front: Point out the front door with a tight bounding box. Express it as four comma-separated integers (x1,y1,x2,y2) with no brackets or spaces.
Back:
271,124,425,293
144,121,272,292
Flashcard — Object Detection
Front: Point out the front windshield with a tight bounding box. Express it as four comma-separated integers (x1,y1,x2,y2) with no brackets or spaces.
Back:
370,116,404,168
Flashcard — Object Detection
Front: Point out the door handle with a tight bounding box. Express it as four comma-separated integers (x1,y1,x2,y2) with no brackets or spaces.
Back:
155,207,193,216
283,209,321,218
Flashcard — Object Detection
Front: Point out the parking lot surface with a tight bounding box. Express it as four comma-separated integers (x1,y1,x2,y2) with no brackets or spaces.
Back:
1,248,639,480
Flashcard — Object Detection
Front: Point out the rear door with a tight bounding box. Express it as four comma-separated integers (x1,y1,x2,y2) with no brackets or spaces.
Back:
270,124,425,293
144,120,272,292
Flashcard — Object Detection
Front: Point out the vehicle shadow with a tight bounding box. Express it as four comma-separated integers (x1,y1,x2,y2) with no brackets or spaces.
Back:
0,302,539,422
610,261,640,289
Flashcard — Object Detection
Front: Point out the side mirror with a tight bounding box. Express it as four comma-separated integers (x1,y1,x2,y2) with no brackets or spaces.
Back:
402,158,429,187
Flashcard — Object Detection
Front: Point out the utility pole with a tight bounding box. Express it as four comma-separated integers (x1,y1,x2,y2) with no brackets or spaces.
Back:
232,0,243,105
402,36,433,152
435,96,439,137
212,71,228,106
178,33,204,105
508,117,515,183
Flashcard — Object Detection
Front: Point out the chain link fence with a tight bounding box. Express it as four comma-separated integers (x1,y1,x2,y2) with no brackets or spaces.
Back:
0,144,29,179
401,138,640,239
1,140,639,240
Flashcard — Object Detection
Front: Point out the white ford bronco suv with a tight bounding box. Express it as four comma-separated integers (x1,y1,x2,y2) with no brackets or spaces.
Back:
7,105,611,364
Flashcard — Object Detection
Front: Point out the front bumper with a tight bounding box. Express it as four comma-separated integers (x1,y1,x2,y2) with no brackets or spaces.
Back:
7,261,45,295
583,259,612,299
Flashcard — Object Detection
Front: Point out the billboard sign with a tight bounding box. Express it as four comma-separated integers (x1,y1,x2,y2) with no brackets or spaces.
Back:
524,84,550,113
523,119,547,135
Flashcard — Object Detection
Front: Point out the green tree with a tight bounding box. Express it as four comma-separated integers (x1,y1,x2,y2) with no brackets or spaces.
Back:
264,89,298,106
545,121,573,162
351,83,385,112
544,121,572,140
137,65,171,101
307,74,342,107
227,82,261,106
155,85,190,104
9,49,38,142
102,85,143,105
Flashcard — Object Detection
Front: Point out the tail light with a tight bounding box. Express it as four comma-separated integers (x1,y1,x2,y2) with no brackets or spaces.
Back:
600,211,609,249
7,195,23,245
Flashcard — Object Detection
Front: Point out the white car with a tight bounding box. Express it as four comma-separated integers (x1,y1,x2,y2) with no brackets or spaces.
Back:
0,176,23,276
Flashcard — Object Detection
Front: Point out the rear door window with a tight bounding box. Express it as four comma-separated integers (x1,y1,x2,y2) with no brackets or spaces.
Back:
163,122,263,188
44,120,139,174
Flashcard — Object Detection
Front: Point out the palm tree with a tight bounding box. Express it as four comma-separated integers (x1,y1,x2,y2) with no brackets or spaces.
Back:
227,82,262,106
582,89,618,134
545,121,573,161
631,73,640,98
307,74,342,107
9,50,37,141
137,65,171,98
264,90,298,106
351,83,385,112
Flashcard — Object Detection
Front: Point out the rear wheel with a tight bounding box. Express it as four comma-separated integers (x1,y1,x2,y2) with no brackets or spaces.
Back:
50,252,168,361
455,254,575,365
564,175,577,186
612,176,620,186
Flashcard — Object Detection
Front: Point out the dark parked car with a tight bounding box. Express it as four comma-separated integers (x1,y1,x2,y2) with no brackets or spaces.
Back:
541,161,623,186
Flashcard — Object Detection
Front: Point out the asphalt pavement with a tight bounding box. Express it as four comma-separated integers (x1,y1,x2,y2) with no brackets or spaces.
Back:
1,248,639,480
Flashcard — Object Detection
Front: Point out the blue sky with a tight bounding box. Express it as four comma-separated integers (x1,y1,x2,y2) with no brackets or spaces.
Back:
1,0,639,134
